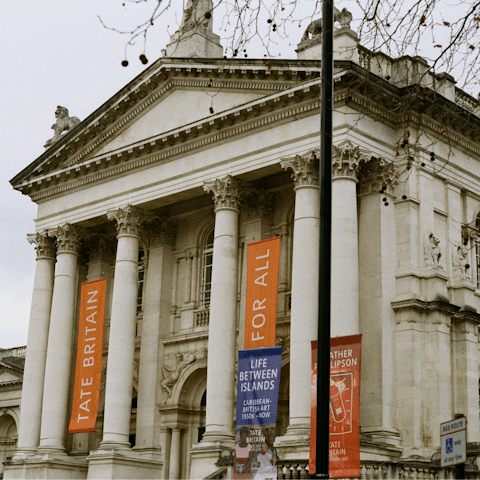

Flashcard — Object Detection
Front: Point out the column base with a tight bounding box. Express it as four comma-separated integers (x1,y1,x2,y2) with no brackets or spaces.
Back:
86,449,162,480
3,453,88,480
274,424,310,461
362,427,402,447
189,435,235,480
132,446,163,461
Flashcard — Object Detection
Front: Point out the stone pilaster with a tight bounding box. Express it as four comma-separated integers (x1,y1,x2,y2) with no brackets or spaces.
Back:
190,175,247,479
358,159,401,445
14,233,56,457
135,217,176,458
331,142,368,337
38,224,85,454
100,205,151,450
276,151,319,453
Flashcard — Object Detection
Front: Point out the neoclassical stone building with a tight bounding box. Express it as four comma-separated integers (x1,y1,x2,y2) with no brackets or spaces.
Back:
0,347,25,478
6,4,480,479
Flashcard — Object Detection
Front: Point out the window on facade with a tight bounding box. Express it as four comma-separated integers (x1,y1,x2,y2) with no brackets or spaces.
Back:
137,248,145,314
200,228,214,308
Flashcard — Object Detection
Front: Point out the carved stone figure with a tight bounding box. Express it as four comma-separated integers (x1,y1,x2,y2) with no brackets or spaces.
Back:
301,7,352,42
179,0,213,33
44,106,81,148
452,245,470,278
161,353,196,402
424,233,443,268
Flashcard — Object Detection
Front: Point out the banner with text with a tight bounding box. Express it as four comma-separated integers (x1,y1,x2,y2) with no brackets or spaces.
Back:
68,278,107,433
309,335,362,478
244,236,281,349
234,346,282,479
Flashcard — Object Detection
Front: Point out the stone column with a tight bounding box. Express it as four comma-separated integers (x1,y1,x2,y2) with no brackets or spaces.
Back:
135,217,176,456
14,233,56,457
169,428,182,480
331,142,365,337
358,158,400,444
201,175,248,442
280,151,319,439
101,205,150,449
38,224,84,454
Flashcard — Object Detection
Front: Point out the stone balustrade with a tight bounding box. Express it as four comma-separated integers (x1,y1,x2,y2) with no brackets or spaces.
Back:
195,308,210,327
0,346,27,358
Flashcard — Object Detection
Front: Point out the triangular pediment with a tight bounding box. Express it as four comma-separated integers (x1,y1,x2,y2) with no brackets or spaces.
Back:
11,58,323,199
0,364,23,384
94,86,271,158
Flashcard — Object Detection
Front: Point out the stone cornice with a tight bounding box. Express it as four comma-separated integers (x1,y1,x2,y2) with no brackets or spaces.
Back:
13,58,480,203
12,60,322,187
22,83,321,202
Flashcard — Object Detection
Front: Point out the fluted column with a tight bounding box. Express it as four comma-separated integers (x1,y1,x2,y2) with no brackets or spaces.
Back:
38,224,84,454
14,233,56,457
331,142,365,336
280,151,319,437
101,205,150,449
136,217,176,455
202,175,248,442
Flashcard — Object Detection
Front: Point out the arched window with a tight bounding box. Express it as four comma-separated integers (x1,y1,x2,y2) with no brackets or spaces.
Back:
200,228,214,308
137,248,145,314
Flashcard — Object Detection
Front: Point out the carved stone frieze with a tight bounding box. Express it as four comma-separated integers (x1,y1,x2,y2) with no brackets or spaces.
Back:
452,245,470,279
358,157,399,195
161,353,196,403
49,224,86,254
332,141,371,180
243,188,275,222
203,175,251,211
145,216,177,248
424,233,444,269
107,204,153,237
84,234,116,264
27,231,56,259
281,150,319,188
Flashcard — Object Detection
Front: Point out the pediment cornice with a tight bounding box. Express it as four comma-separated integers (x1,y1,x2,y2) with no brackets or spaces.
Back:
16,78,323,201
11,58,323,189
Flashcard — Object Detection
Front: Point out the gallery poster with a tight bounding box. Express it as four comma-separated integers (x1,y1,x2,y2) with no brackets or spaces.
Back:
234,346,282,479
309,335,362,478
244,236,281,349
68,278,107,433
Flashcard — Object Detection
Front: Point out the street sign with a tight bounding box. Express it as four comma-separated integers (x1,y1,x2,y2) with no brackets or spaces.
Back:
440,416,467,467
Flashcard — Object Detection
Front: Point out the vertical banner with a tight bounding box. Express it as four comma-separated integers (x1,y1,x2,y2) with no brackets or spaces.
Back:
309,335,362,478
68,278,107,433
235,346,282,479
244,236,281,349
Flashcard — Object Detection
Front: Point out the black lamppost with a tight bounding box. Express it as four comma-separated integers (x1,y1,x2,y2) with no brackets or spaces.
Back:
316,0,334,477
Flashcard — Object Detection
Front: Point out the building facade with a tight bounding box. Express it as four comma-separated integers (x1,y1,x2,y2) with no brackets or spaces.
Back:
5,4,480,479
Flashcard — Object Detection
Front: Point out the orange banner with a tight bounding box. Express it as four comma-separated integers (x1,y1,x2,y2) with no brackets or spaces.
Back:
244,236,281,349
68,278,107,433
310,335,362,478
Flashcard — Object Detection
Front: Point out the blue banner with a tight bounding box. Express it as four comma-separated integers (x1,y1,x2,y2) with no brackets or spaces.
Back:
234,346,282,479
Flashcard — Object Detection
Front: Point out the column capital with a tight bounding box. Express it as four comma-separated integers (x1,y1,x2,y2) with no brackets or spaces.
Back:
107,204,153,237
332,141,371,180
84,234,116,264
50,224,86,254
203,175,251,211
281,150,319,188
358,157,399,195
27,231,56,259
145,216,177,248
243,188,275,222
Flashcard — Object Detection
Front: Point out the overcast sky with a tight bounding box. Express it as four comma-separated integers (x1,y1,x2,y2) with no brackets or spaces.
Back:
0,1,312,348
